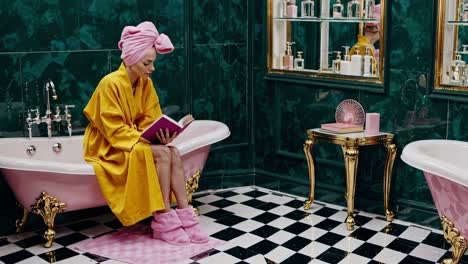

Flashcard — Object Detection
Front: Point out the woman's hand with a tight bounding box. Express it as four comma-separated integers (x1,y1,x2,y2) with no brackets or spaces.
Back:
155,128,178,145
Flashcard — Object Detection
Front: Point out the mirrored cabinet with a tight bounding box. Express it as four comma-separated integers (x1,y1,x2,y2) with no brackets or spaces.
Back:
435,0,468,93
267,0,386,84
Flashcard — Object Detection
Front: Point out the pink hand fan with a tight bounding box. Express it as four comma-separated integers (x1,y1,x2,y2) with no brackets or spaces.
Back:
335,99,365,125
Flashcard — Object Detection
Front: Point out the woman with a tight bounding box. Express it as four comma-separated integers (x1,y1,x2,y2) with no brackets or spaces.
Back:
83,21,208,245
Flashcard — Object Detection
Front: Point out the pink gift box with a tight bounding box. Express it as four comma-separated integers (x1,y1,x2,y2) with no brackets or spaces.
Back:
365,113,380,134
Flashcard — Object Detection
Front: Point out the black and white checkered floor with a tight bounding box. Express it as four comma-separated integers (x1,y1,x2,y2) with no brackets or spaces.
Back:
1,186,467,264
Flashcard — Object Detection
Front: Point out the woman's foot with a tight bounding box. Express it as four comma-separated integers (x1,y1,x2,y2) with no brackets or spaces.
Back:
151,209,190,245
175,207,210,244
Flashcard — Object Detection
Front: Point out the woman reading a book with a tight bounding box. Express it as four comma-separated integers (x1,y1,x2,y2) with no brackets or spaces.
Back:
82,21,208,245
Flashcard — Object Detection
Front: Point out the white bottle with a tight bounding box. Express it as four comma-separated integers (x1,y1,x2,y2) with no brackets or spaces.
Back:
363,46,373,77
287,0,298,18
350,48,363,76
281,0,289,17
347,0,361,18
294,51,304,70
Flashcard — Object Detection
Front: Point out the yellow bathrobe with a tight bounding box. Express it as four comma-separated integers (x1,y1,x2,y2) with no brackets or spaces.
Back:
83,63,165,226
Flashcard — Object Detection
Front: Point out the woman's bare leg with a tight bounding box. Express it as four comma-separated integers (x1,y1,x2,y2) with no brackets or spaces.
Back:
151,145,172,212
169,146,190,209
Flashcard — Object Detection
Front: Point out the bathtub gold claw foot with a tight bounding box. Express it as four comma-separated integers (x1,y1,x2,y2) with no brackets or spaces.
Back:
304,199,313,210
385,209,394,222
30,192,66,248
186,170,201,216
16,206,30,233
346,215,355,230
441,216,467,264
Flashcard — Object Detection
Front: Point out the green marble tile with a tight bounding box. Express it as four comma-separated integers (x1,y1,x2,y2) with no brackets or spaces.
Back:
223,174,255,189
448,101,468,141
192,44,248,144
192,0,248,44
0,1,80,52
253,0,266,69
254,173,281,191
80,0,123,49
0,54,23,133
387,0,435,72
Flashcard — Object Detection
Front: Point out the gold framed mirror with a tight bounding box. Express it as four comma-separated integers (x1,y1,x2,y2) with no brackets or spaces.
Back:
267,0,386,85
434,0,468,92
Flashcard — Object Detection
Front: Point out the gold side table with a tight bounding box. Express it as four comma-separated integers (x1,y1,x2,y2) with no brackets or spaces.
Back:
303,128,397,230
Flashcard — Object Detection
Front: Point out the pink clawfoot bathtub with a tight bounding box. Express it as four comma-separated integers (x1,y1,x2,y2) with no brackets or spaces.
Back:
402,140,468,264
0,120,230,247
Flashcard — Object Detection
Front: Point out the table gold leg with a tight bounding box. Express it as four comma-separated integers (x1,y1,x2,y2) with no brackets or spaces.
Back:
342,145,359,230
383,143,396,222
303,139,316,210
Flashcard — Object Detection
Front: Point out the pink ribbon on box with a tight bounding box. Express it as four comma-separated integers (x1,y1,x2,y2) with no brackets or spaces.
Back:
118,21,174,66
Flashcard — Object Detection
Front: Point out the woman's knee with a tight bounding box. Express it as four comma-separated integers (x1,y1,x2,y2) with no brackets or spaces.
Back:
151,145,172,163
169,147,182,161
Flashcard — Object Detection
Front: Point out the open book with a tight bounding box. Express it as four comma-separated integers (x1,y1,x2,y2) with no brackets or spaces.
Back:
320,122,364,133
141,114,194,144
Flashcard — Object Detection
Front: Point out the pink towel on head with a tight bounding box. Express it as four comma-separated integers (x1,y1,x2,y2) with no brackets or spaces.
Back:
118,21,174,66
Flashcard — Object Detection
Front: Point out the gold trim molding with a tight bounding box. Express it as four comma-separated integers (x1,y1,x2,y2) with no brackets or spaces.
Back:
441,215,467,264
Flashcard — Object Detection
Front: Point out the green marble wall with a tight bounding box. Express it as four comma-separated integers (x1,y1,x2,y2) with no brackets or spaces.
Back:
255,0,468,229
0,0,252,235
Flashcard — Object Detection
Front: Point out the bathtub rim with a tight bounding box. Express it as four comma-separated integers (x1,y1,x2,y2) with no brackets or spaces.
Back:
0,120,230,175
401,139,468,187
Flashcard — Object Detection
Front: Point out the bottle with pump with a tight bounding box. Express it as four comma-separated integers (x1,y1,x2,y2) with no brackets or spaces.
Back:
350,47,363,76
340,46,352,75
301,0,314,18
363,46,374,77
347,0,361,18
294,51,304,70
332,0,344,18
283,42,295,70
332,51,341,73
287,0,298,18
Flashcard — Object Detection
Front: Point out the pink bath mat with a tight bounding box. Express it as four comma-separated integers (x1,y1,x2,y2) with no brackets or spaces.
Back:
75,224,225,264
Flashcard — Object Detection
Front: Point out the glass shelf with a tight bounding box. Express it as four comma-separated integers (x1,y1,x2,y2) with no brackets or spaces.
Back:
447,20,468,25
274,17,380,23
272,67,379,78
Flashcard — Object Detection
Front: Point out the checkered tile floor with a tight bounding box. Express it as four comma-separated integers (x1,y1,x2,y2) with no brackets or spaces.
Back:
1,186,467,264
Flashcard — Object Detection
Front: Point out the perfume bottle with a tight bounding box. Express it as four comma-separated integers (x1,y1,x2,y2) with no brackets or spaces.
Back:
450,52,466,84
301,0,314,18
347,0,361,18
364,0,375,19
287,0,297,18
294,51,304,70
282,42,295,70
332,0,344,18
363,46,374,77
332,51,342,73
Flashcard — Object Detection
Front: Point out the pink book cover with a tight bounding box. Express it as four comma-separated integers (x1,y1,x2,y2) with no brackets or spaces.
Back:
320,122,363,133
141,114,193,144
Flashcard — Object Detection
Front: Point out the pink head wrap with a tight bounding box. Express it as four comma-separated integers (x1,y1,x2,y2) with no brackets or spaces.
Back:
118,21,174,66
366,4,381,31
